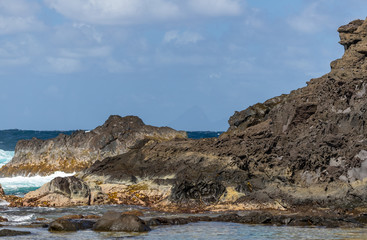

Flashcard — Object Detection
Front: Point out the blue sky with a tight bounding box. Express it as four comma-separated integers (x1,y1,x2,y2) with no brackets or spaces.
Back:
0,0,367,131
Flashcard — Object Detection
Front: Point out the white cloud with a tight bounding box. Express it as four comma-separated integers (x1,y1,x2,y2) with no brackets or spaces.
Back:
105,59,133,73
0,16,43,35
44,0,244,25
287,2,332,34
0,0,39,16
188,0,242,16
73,23,103,43
44,0,181,25
209,73,221,79
46,57,82,74
0,0,44,35
59,46,111,58
163,30,204,44
0,56,29,66
156,53,216,66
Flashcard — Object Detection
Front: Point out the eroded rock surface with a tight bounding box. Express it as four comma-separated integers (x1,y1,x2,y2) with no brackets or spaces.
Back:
0,115,186,177
79,18,367,211
13,18,367,213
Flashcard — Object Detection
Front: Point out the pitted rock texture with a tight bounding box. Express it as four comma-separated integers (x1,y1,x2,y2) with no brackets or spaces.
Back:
81,18,367,210
13,19,367,212
0,115,187,177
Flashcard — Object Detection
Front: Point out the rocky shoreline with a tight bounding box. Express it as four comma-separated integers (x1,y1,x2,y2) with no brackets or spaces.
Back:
2,18,367,234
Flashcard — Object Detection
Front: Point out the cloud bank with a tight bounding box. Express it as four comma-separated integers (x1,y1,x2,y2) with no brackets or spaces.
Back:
44,0,243,25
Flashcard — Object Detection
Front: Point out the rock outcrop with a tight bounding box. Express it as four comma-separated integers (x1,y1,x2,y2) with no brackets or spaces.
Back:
79,17,367,211
0,115,187,176
14,18,367,213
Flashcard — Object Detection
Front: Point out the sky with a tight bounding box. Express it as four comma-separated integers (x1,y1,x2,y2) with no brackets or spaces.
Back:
1,0,367,131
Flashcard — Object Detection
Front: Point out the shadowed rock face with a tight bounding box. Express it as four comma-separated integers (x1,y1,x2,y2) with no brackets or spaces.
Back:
80,18,367,210
16,18,367,212
0,115,187,177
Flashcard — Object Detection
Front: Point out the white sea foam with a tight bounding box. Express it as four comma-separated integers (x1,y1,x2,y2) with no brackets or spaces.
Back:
0,171,75,194
0,149,14,167
0,199,9,206
5,214,35,222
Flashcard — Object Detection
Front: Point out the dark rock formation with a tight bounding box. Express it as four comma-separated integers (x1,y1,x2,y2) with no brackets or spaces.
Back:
0,115,187,176
48,219,78,232
93,211,151,232
145,211,364,228
16,18,367,213
0,184,5,197
79,18,367,211
48,218,96,232
0,229,31,237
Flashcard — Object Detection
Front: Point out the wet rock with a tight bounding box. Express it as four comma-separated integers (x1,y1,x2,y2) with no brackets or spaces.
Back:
0,217,8,222
0,184,5,198
93,211,151,232
48,219,77,232
70,219,96,230
0,229,31,237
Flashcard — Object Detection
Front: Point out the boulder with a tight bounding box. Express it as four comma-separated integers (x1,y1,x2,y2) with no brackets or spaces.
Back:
48,219,77,232
93,211,151,232
24,176,90,207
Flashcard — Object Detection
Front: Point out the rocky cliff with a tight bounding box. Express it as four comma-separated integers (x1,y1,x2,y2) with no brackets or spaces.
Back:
0,115,187,177
17,18,367,213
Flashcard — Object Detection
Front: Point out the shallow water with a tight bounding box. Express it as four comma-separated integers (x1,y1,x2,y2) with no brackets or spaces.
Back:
0,204,367,239
2,221,367,240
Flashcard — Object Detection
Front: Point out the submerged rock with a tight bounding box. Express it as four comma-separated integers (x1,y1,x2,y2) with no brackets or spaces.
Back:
0,229,31,237
93,211,151,232
48,219,78,232
0,115,187,177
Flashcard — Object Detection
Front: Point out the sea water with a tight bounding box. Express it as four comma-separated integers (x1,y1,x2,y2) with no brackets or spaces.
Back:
0,130,367,239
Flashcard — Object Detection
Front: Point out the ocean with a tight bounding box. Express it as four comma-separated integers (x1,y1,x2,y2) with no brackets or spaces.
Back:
0,129,366,239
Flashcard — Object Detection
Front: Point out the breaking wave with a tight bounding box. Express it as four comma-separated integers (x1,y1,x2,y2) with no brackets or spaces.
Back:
0,149,14,167
0,171,75,196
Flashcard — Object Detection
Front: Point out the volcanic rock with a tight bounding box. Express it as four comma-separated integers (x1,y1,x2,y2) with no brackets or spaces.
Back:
0,184,5,198
24,176,91,206
0,115,186,176
93,211,151,232
48,219,78,232
0,229,31,237
78,18,367,211
18,18,367,213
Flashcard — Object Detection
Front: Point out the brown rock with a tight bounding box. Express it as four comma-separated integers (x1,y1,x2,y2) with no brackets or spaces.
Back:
93,211,151,232
0,115,187,177
48,219,77,232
